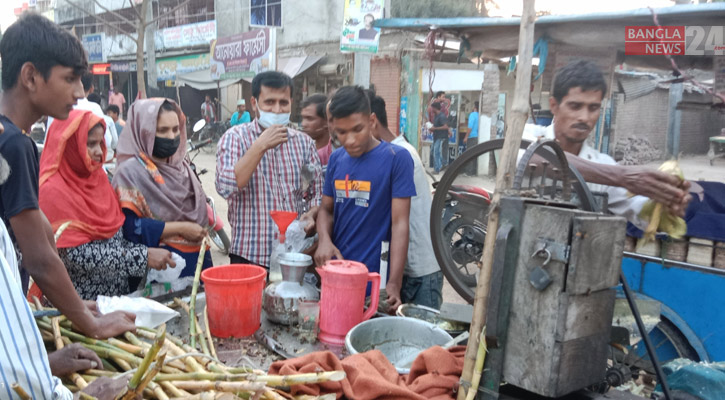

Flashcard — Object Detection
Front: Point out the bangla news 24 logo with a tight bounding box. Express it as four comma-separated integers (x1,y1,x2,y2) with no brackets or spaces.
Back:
625,26,725,55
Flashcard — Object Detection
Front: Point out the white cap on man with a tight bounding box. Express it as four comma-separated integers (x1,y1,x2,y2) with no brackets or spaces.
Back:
237,99,246,106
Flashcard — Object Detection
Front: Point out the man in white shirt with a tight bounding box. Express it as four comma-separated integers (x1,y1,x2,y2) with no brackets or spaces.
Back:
368,91,443,309
522,60,690,224
47,72,118,161
0,151,103,400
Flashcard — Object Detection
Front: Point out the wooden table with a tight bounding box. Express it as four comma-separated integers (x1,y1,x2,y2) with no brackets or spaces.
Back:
708,135,725,166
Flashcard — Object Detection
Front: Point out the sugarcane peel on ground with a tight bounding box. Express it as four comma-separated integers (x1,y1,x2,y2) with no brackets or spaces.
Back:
638,160,688,245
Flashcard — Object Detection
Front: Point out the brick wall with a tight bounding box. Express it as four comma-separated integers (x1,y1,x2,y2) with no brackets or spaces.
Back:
370,57,401,133
614,89,725,158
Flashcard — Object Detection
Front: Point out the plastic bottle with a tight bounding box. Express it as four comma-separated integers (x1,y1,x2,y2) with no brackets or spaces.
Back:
268,234,286,282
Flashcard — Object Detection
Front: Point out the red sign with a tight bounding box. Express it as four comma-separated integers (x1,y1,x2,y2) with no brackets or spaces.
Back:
625,26,686,55
92,63,111,75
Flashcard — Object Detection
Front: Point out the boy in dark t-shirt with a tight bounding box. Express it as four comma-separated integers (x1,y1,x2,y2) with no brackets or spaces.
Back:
315,86,416,313
0,12,135,339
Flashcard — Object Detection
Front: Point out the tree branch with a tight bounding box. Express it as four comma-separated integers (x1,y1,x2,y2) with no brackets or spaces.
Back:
127,0,143,20
88,0,137,27
63,0,138,42
146,0,192,28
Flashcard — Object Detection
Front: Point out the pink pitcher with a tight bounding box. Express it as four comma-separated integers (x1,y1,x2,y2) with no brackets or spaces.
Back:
317,260,380,345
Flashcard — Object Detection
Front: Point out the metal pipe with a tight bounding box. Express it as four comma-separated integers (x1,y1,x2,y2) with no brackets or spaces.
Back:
619,272,672,400
623,251,725,277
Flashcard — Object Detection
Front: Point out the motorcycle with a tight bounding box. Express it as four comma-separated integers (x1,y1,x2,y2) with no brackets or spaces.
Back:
188,119,231,255
434,182,491,287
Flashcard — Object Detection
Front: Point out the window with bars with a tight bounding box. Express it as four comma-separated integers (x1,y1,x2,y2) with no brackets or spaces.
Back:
250,0,282,27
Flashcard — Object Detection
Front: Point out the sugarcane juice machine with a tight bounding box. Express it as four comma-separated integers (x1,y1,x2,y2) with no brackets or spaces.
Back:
432,139,671,399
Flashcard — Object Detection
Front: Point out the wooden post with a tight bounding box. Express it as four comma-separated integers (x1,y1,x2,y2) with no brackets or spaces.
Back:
457,2,536,399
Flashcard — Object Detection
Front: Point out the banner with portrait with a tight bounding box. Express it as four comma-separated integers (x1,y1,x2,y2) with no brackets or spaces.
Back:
340,0,384,53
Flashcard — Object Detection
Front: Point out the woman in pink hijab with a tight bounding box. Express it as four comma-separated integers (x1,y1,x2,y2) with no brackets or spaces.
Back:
112,99,212,277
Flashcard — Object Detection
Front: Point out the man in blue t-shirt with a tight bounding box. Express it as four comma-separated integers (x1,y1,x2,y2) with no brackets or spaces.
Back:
464,101,479,175
315,86,416,313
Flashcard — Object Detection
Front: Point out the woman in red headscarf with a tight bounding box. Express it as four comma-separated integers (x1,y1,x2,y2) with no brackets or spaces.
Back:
39,109,173,300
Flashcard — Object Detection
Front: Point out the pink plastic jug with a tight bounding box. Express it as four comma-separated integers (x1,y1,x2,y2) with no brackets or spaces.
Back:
317,260,380,345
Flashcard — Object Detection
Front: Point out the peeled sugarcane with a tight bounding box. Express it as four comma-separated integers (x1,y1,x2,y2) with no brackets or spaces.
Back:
638,160,688,246
154,371,346,387
169,381,267,392
189,236,211,348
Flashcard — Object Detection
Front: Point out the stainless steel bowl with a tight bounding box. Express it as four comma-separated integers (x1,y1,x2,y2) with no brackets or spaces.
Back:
345,316,452,374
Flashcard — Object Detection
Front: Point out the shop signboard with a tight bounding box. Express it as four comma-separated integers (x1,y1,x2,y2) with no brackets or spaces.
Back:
156,53,210,81
82,33,105,63
340,0,384,53
158,20,216,49
209,28,276,80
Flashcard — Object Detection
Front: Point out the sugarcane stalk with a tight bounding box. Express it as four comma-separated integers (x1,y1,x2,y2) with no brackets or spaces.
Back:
168,381,266,392
32,296,44,311
203,305,217,359
102,359,119,372
155,371,345,386
51,317,90,389
81,343,141,365
126,325,166,396
111,356,135,371
163,339,207,373
78,393,99,400
464,328,487,400
263,389,287,400
160,381,191,398
174,298,210,356
11,383,31,400
108,338,144,355
189,236,210,348
85,369,117,377
148,382,170,400
129,352,167,400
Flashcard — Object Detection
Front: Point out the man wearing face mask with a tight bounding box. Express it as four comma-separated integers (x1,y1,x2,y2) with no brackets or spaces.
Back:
216,71,324,268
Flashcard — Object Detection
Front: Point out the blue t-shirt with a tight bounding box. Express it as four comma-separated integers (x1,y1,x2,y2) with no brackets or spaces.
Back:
230,111,251,126
468,111,479,139
323,141,416,286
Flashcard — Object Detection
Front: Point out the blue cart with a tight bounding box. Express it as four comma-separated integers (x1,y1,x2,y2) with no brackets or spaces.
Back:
621,252,725,364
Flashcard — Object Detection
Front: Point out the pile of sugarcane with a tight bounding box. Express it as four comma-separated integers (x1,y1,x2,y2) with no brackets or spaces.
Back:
30,298,343,400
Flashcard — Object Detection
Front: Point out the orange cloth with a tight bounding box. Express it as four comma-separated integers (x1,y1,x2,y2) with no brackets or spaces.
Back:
268,346,466,400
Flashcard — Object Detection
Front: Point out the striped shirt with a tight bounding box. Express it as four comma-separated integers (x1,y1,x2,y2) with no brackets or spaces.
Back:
0,220,72,400
215,121,323,266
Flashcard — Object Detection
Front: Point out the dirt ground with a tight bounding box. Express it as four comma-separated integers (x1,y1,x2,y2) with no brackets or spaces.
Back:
193,148,723,308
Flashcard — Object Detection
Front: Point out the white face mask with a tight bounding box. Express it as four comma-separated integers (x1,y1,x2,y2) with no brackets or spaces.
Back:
257,107,290,128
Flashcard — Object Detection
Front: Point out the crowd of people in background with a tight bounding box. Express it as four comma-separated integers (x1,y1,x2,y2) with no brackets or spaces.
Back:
0,11,694,399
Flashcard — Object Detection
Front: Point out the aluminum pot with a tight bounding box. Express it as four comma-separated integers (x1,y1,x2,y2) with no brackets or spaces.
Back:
345,316,452,374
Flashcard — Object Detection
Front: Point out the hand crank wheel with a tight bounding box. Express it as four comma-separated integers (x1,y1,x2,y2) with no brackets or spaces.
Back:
430,138,596,304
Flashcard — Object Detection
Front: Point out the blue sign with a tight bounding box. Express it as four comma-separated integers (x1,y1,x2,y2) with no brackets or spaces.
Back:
82,33,105,63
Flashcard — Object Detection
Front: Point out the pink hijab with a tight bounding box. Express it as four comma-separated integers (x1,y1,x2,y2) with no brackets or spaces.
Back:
112,98,207,227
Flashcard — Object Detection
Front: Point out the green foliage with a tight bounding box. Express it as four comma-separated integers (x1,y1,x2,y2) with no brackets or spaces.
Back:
391,0,480,18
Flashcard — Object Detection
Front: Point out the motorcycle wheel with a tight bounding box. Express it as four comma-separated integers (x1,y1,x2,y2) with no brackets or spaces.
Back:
441,216,486,291
208,227,231,255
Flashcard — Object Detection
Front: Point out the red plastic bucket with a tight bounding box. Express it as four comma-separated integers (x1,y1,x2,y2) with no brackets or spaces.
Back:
201,264,267,337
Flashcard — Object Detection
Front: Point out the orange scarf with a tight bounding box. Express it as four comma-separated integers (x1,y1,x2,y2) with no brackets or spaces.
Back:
39,110,125,248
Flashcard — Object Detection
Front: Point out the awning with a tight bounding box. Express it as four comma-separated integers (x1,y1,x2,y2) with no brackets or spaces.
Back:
176,69,242,90
278,56,323,78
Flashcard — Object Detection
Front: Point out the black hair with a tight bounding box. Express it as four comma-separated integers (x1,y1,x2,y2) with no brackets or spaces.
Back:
474,101,479,109
0,12,88,91
301,94,328,120
81,72,94,93
87,92,102,105
329,86,370,120
159,100,176,113
435,91,445,98
89,122,104,136
364,13,375,20
106,104,120,115
552,60,607,103
368,93,388,129
251,71,294,99
431,102,442,111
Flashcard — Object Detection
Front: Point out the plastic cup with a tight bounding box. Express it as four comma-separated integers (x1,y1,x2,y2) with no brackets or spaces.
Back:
297,299,320,341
